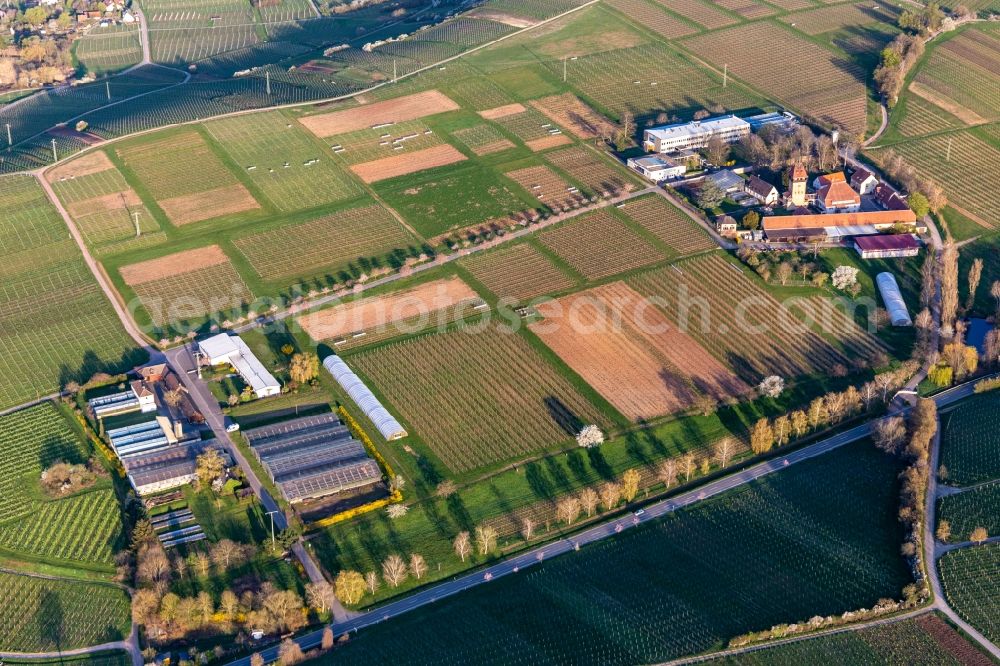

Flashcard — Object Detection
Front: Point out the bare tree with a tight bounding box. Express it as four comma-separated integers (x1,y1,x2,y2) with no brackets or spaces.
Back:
435,479,457,498
520,517,536,541
656,459,678,489
321,626,335,650
940,241,959,334
453,531,471,562
600,481,622,511
750,419,774,454
773,415,791,446
579,488,599,517
970,526,989,544
714,437,738,467
790,410,809,438
965,258,983,313
365,571,380,596
935,520,951,543
409,553,428,580
556,497,582,525
382,554,408,588
474,524,498,555
278,639,305,666
306,581,336,613
681,454,696,483
872,417,907,454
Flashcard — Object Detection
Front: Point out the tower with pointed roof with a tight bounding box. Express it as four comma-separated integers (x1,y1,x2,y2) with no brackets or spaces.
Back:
788,160,808,208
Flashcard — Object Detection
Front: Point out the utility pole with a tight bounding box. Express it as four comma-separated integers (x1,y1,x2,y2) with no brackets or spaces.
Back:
50,138,57,163
133,210,141,237
106,80,111,101
266,510,278,549
265,70,271,96
563,57,567,82
5,123,10,147
946,137,952,162
723,63,728,88
392,59,397,83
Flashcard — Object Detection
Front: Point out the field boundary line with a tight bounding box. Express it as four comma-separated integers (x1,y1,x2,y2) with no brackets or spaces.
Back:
0,394,61,418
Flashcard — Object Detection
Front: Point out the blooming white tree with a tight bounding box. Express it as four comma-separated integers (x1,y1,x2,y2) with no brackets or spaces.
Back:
831,265,860,290
386,504,409,519
576,425,605,448
758,375,785,399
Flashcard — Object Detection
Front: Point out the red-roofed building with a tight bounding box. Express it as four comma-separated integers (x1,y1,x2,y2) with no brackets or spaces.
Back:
813,171,847,190
874,183,910,211
816,180,861,213
854,234,921,259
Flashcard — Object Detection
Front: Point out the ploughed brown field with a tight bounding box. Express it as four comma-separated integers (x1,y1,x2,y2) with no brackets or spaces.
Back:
531,282,749,420
299,90,460,137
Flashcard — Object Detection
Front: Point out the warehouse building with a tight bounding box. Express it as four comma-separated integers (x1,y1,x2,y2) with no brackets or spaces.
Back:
643,115,750,153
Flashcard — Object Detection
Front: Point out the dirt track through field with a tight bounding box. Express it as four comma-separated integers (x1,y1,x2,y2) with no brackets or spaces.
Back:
350,144,467,183
298,276,480,341
120,244,231,285
479,103,527,119
531,282,749,420
299,90,460,137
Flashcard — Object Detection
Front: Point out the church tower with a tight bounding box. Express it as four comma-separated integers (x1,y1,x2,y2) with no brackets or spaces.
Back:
788,160,808,208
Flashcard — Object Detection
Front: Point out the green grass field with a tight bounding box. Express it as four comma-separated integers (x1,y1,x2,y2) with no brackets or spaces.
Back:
940,544,1000,646
315,439,911,664
703,613,987,665
940,391,1000,486
938,482,1000,544
0,175,144,409
0,571,131,651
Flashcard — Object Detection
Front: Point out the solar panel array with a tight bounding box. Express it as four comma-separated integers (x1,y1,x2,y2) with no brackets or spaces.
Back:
244,412,382,503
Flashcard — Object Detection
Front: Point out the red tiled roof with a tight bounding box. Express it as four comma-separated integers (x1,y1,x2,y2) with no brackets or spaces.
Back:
791,162,807,181
818,180,861,207
763,209,918,230
817,172,847,187
851,168,876,187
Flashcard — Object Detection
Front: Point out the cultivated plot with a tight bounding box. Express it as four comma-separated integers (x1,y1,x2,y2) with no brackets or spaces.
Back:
703,613,991,665
604,0,700,40
0,175,141,409
937,482,1000,543
326,120,446,166
682,22,868,135
617,194,715,256
116,129,261,226
204,111,361,211
142,0,261,63
351,144,468,184
234,204,418,282
452,124,516,156
940,543,1000,645
779,2,897,35
298,90,461,137
459,242,578,302
531,282,749,420
543,145,639,197
350,324,606,473
47,151,163,256
652,0,737,29
940,391,1000,486
552,43,756,119
298,277,482,344
538,208,665,280
0,572,131,652
630,254,860,381
119,245,253,328
74,24,143,74
488,106,573,151
530,93,615,140
505,165,586,212
326,439,912,664
912,26,1000,124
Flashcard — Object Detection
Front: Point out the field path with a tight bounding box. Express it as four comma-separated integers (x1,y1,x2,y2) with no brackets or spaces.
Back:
220,375,999,666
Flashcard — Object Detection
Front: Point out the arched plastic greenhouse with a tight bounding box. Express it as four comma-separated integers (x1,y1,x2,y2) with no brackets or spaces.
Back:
322,355,408,441
876,272,912,327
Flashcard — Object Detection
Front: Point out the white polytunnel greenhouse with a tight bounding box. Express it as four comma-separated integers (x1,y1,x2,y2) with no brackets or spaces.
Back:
876,272,912,327
322,355,408,441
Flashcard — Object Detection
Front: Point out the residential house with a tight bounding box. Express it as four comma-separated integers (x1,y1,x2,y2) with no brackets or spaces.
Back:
851,167,878,195
874,183,910,212
744,175,779,205
816,180,861,213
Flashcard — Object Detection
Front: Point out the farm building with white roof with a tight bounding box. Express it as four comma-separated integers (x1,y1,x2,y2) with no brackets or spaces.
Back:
323,355,408,441
643,115,750,153
199,333,281,398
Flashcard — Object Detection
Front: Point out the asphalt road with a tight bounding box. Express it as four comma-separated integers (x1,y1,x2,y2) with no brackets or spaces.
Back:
223,374,996,666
